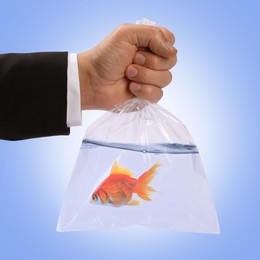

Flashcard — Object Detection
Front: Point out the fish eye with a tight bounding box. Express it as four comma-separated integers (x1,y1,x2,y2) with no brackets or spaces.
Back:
92,194,98,202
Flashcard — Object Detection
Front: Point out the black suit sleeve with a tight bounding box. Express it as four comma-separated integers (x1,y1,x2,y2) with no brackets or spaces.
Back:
0,52,70,140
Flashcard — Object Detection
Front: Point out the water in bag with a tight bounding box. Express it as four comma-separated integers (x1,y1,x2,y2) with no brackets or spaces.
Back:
57,98,220,234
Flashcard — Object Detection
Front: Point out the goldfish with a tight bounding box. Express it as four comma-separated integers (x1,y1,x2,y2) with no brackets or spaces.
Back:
91,161,160,207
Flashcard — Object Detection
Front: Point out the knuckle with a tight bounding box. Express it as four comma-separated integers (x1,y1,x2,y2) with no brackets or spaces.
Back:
119,23,131,29
153,56,161,69
152,26,164,39
169,55,177,68
148,86,163,103
151,25,161,32
169,31,175,44
138,52,162,70
116,23,131,34
137,84,163,103
158,26,175,43
142,85,153,96
147,54,160,69
165,71,173,85
156,89,164,102
159,27,169,37
141,68,152,83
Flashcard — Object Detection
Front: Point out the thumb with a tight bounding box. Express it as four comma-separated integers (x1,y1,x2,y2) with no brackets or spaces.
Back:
118,24,177,58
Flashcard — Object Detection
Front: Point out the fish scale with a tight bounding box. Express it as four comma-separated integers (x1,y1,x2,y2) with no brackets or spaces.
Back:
104,178,134,205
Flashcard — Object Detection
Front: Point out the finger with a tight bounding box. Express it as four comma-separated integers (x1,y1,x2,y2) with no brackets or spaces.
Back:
129,82,163,103
157,26,175,44
134,51,177,70
125,64,172,88
117,24,177,58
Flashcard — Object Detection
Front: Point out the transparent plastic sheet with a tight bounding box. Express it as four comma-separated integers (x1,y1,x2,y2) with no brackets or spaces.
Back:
57,98,220,234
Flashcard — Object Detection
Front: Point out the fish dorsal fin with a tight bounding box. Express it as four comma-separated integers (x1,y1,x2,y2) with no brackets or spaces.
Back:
110,161,133,176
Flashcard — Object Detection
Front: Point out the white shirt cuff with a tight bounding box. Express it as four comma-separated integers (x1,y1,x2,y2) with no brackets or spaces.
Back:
67,53,82,127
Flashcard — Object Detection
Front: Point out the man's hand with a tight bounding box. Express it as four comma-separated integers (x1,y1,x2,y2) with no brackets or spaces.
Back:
78,24,177,110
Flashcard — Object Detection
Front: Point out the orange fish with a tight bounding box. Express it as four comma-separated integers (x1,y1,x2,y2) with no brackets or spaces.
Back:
91,161,160,207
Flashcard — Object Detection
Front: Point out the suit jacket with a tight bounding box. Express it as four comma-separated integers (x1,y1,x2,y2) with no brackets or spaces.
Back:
0,52,70,140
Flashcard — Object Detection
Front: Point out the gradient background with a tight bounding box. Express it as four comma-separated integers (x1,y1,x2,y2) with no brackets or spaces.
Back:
0,0,259,259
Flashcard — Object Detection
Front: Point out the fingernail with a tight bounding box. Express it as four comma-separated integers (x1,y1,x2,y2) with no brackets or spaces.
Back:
127,67,138,78
166,41,177,52
134,53,146,65
130,82,141,92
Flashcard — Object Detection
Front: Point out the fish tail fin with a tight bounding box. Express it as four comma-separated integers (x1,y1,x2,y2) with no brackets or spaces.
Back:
135,162,160,201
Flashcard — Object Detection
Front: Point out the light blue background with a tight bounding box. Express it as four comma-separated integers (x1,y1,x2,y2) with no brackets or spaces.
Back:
0,0,259,259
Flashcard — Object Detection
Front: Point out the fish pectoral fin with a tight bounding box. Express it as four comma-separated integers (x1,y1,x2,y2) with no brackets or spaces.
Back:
127,199,141,206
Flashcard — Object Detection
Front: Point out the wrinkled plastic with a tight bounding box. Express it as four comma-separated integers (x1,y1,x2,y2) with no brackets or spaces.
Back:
57,98,220,234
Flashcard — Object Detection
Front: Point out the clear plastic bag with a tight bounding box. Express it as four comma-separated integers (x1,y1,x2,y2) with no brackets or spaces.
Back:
57,98,220,234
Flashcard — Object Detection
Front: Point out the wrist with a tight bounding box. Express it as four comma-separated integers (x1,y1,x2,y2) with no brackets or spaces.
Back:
77,51,95,110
